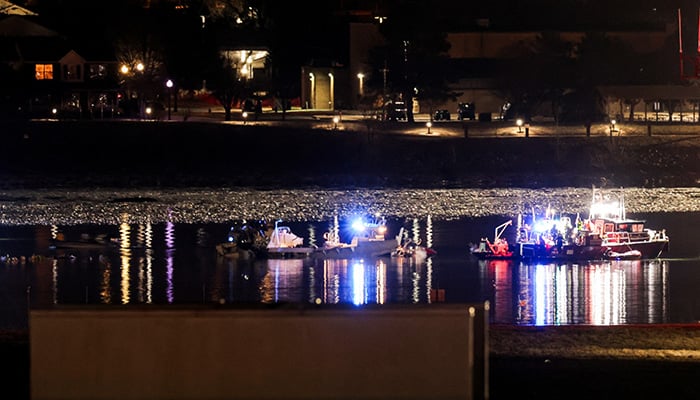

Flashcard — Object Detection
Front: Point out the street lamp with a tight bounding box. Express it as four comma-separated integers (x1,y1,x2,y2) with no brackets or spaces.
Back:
357,73,364,97
165,79,173,120
426,121,432,134
333,115,340,130
328,72,334,110
309,73,315,109
516,118,523,133
242,111,248,124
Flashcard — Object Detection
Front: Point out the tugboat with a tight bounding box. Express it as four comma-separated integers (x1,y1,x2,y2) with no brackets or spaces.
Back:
516,187,669,260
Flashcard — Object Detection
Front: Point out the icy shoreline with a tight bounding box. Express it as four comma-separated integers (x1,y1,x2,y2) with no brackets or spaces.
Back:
1,186,699,226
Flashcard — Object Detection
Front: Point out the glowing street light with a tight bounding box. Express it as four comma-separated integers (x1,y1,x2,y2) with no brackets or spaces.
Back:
309,73,315,109
328,72,334,110
357,73,365,97
426,121,432,134
242,111,248,124
516,118,523,133
165,79,173,120
333,115,340,130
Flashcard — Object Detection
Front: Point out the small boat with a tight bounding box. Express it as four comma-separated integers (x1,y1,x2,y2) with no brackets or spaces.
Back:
49,233,120,250
391,231,436,260
604,249,642,260
265,220,316,258
515,186,669,260
316,215,399,259
471,220,515,259
217,216,399,260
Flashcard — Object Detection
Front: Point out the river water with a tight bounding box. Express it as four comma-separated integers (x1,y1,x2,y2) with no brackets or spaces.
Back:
1,187,700,329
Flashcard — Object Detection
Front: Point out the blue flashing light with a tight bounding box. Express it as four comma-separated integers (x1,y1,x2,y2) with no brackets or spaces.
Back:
351,218,366,233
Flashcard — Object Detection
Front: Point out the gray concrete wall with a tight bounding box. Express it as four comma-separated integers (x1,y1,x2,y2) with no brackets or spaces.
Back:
31,304,488,400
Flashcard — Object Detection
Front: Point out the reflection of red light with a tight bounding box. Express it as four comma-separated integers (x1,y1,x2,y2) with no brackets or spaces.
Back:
117,93,122,99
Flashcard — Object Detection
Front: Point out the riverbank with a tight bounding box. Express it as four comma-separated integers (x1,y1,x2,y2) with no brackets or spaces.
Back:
3,325,700,399
1,119,699,189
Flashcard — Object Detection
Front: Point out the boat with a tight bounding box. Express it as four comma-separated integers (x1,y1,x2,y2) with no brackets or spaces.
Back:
391,229,437,260
470,220,515,259
315,215,399,259
515,186,669,260
216,220,269,259
49,232,120,251
604,249,642,260
217,216,399,260
265,220,316,258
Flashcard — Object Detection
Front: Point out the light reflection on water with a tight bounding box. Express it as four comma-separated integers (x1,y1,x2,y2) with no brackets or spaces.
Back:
481,259,669,325
1,187,700,329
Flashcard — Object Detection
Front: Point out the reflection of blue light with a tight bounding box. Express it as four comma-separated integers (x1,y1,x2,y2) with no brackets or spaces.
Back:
351,218,365,233
535,264,546,326
352,262,365,305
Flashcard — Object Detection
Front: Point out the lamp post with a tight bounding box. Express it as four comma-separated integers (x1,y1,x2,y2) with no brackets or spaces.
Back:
333,115,340,130
357,73,364,97
426,121,432,134
516,118,523,133
166,79,173,120
328,72,334,110
309,73,315,109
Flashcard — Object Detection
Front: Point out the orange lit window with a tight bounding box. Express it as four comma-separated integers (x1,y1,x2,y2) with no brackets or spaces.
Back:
35,64,54,80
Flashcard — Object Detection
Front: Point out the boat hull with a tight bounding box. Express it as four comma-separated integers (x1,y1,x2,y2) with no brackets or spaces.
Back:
315,239,397,259
518,239,669,261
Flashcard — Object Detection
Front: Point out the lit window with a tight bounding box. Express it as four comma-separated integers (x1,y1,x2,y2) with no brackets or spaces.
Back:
35,64,53,80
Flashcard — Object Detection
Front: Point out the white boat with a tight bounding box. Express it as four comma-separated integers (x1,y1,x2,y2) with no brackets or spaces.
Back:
316,215,399,259
217,217,398,260
266,220,316,258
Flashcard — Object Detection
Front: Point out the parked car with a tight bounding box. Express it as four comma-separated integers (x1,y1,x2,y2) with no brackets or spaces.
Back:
457,102,475,120
385,100,407,121
434,109,450,121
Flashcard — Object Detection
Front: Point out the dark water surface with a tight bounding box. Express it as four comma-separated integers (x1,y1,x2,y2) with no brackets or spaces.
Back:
1,187,700,330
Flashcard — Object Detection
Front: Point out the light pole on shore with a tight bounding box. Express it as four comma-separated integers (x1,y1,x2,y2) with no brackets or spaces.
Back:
166,79,173,120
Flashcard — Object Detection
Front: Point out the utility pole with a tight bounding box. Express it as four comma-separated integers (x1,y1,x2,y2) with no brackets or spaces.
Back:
381,60,389,95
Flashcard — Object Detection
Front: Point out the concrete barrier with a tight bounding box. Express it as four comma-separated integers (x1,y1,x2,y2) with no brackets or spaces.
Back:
31,304,488,400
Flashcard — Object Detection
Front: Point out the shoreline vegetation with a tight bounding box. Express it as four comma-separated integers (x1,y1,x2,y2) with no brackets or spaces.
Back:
1,119,699,190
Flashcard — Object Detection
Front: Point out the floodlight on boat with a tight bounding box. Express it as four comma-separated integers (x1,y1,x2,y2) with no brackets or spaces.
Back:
533,220,552,234
352,218,366,233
